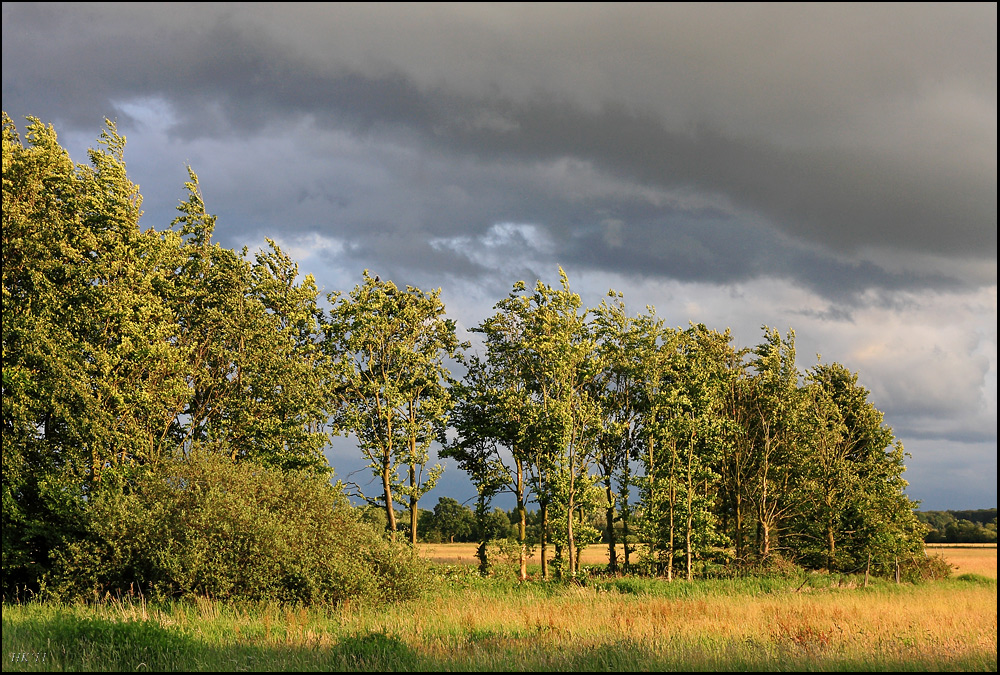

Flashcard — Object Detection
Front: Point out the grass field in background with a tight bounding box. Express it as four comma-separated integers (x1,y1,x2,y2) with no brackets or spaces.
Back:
3,546,995,672
924,543,997,578
420,542,998,579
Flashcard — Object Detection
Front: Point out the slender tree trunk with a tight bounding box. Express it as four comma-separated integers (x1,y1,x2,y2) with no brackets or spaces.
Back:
758,443,771,559
685,428,694,581
825,501,836,572
516,459,527,581
667,481,675,581
666,439,677,581
734,489,744,561
575,507,584,572
477,540,488,576
622,462,632,571
567,468,576,577
605,471,618,574
540,502,549,579
409,464,418,545
382,459,397,537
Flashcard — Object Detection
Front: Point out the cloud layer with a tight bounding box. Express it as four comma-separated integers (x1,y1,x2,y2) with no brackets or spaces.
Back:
3,3,995,509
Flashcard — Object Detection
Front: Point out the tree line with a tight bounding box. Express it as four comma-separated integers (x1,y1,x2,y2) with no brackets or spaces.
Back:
442,273,928,581
3,115,935,599
917,509,997,544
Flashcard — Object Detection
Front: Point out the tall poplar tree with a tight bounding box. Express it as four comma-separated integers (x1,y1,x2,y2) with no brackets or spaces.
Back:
323,272,461,540
170,170,329,472
447,346,534,578
591,293,662,573
745,326,804,559
792,361,924,573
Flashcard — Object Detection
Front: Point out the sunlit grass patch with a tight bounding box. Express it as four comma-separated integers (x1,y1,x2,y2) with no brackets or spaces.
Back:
3,550,996,672
925,544,997,578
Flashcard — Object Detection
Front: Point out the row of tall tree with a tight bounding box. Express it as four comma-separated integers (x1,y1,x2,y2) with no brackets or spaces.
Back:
444,275,925,580
3,115,926,593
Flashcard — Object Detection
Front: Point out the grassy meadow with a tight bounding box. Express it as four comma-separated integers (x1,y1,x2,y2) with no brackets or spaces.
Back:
3,545,995,672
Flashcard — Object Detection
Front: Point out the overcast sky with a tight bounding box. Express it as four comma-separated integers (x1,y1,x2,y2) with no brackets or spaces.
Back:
3,3,995,510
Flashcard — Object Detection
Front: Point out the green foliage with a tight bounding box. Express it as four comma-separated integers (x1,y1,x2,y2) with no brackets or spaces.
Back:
3,113,938,595
40,452,426,604
783,362,927,574
170,171,330,473
917,509,997,543
452,268,601,578
2,114,334,596
429,497,476,543
323,271,463,539
590,294,662,573
447,274,931,581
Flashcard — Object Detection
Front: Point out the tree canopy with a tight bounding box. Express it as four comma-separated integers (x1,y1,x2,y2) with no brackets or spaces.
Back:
3,113,939,598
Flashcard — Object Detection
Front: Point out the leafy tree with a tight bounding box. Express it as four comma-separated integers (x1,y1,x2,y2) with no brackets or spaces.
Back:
638,324,732,580
3,114,333,594
169,172,330,472
590,293,662,572
3,115,187,591
449,269,600,578
918,510,997,543
447,312,537,578
791,370,851,570
323,272,461,540
511,269,600,578
674,325,731,580
431,497,475,543
636,324,685,578
715,342,755,562
943,519,997,544
797,362,925,574
947,509,997,526
744,326,805,560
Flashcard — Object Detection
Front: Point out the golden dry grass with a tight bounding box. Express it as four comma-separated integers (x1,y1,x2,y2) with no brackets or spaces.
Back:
418,542,628,566
418,584,993,663
926,544,998,578
398,546,999,669
419,542,998,578
5,546,993,671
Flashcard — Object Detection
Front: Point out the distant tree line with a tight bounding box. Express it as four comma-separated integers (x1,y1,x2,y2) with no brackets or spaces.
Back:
916,509,997,544
3,115,940,601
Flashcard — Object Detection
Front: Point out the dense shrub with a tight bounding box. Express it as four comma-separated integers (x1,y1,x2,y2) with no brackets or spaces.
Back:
40,452,427,604
897,552,953,583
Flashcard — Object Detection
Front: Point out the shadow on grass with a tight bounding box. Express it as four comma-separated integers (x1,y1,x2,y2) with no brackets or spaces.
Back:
5,602,996,672
3,611,417,672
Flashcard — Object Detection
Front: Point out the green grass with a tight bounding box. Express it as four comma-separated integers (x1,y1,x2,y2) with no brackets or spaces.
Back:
3,570,996,672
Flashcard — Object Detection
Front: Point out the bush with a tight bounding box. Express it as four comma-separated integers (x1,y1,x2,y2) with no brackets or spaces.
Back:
897,552,952,583
41,452,427,605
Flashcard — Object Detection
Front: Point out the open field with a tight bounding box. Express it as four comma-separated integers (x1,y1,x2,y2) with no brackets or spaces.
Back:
419,542,998,579
417,542,631,568
925,544,998,579
3,547,995,672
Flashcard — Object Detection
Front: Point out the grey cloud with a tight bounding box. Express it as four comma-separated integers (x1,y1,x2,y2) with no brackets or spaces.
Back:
3,5,995,512
4,3,994,289
439,101,995,261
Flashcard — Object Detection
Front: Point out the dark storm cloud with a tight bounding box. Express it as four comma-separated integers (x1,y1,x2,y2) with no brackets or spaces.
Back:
3,3,995,299
3,3,995,509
